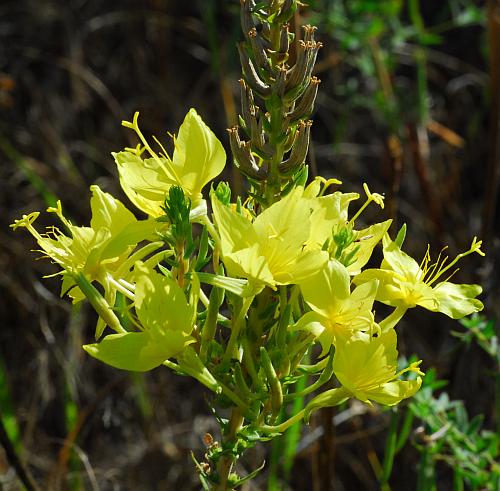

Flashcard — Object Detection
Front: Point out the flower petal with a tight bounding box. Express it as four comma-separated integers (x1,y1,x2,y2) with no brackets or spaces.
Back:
172,108,226,201
83,330,191,372
421,282,484,318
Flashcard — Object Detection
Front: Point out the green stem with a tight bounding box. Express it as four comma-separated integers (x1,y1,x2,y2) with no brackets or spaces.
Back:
163,360,248,411
395,408,414,453
202,215,221,250
380,408,399,486
380,306,408,331
222,296,254,365
260,407,307,434
242,336,261,389
73,273,125,334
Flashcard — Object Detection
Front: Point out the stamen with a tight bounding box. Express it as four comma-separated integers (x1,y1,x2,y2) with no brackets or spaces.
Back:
422,246,447,283
427,239,482,287
363,183,385,209
122,112,181,184
348,183,384,226
391,360,424,381
417,245,431,280
440,267,460,284
47,200,74,233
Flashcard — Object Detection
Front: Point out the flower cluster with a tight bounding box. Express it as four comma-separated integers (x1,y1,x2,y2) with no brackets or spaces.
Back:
12,108,484,413
11,1,485,487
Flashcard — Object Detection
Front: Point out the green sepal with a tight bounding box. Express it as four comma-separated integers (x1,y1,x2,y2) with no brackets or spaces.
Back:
196,272,252,297
303,386,351,423
176,347,221,394
232,461,266,488
395,223,407,248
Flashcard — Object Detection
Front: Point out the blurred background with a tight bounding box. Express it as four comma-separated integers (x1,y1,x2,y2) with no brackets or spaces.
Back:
1,0,498,489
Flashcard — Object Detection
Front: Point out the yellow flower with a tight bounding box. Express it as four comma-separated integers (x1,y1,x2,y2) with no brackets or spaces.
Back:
211,187,328,290
354,234,484,319
302,180,392,274
296,259,379,351
304,328,423,417
11,186,162,337
333,329,423,405
83,262,195,372
113,108,225,217
11,185,157,280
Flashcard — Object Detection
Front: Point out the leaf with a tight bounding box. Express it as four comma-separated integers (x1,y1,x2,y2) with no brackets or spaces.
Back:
232,461,266,488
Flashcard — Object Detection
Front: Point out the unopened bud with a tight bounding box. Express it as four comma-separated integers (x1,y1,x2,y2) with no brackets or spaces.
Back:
273,66,288,97
260,347,283,420
285,40,308,92
285,28,322,100
275,0,298,24
261,20,271,42
240,0,256,41
249,107,265,149
277,24,290,62
252,116,274,159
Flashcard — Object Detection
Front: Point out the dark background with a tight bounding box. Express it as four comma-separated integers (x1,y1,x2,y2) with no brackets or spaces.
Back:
0,1,498,489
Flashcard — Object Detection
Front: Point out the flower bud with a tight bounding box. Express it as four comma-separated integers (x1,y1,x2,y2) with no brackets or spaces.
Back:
285,26,322,101
260,347,283,420
275,0,298,24
273,66,288,98
276,24,290,63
